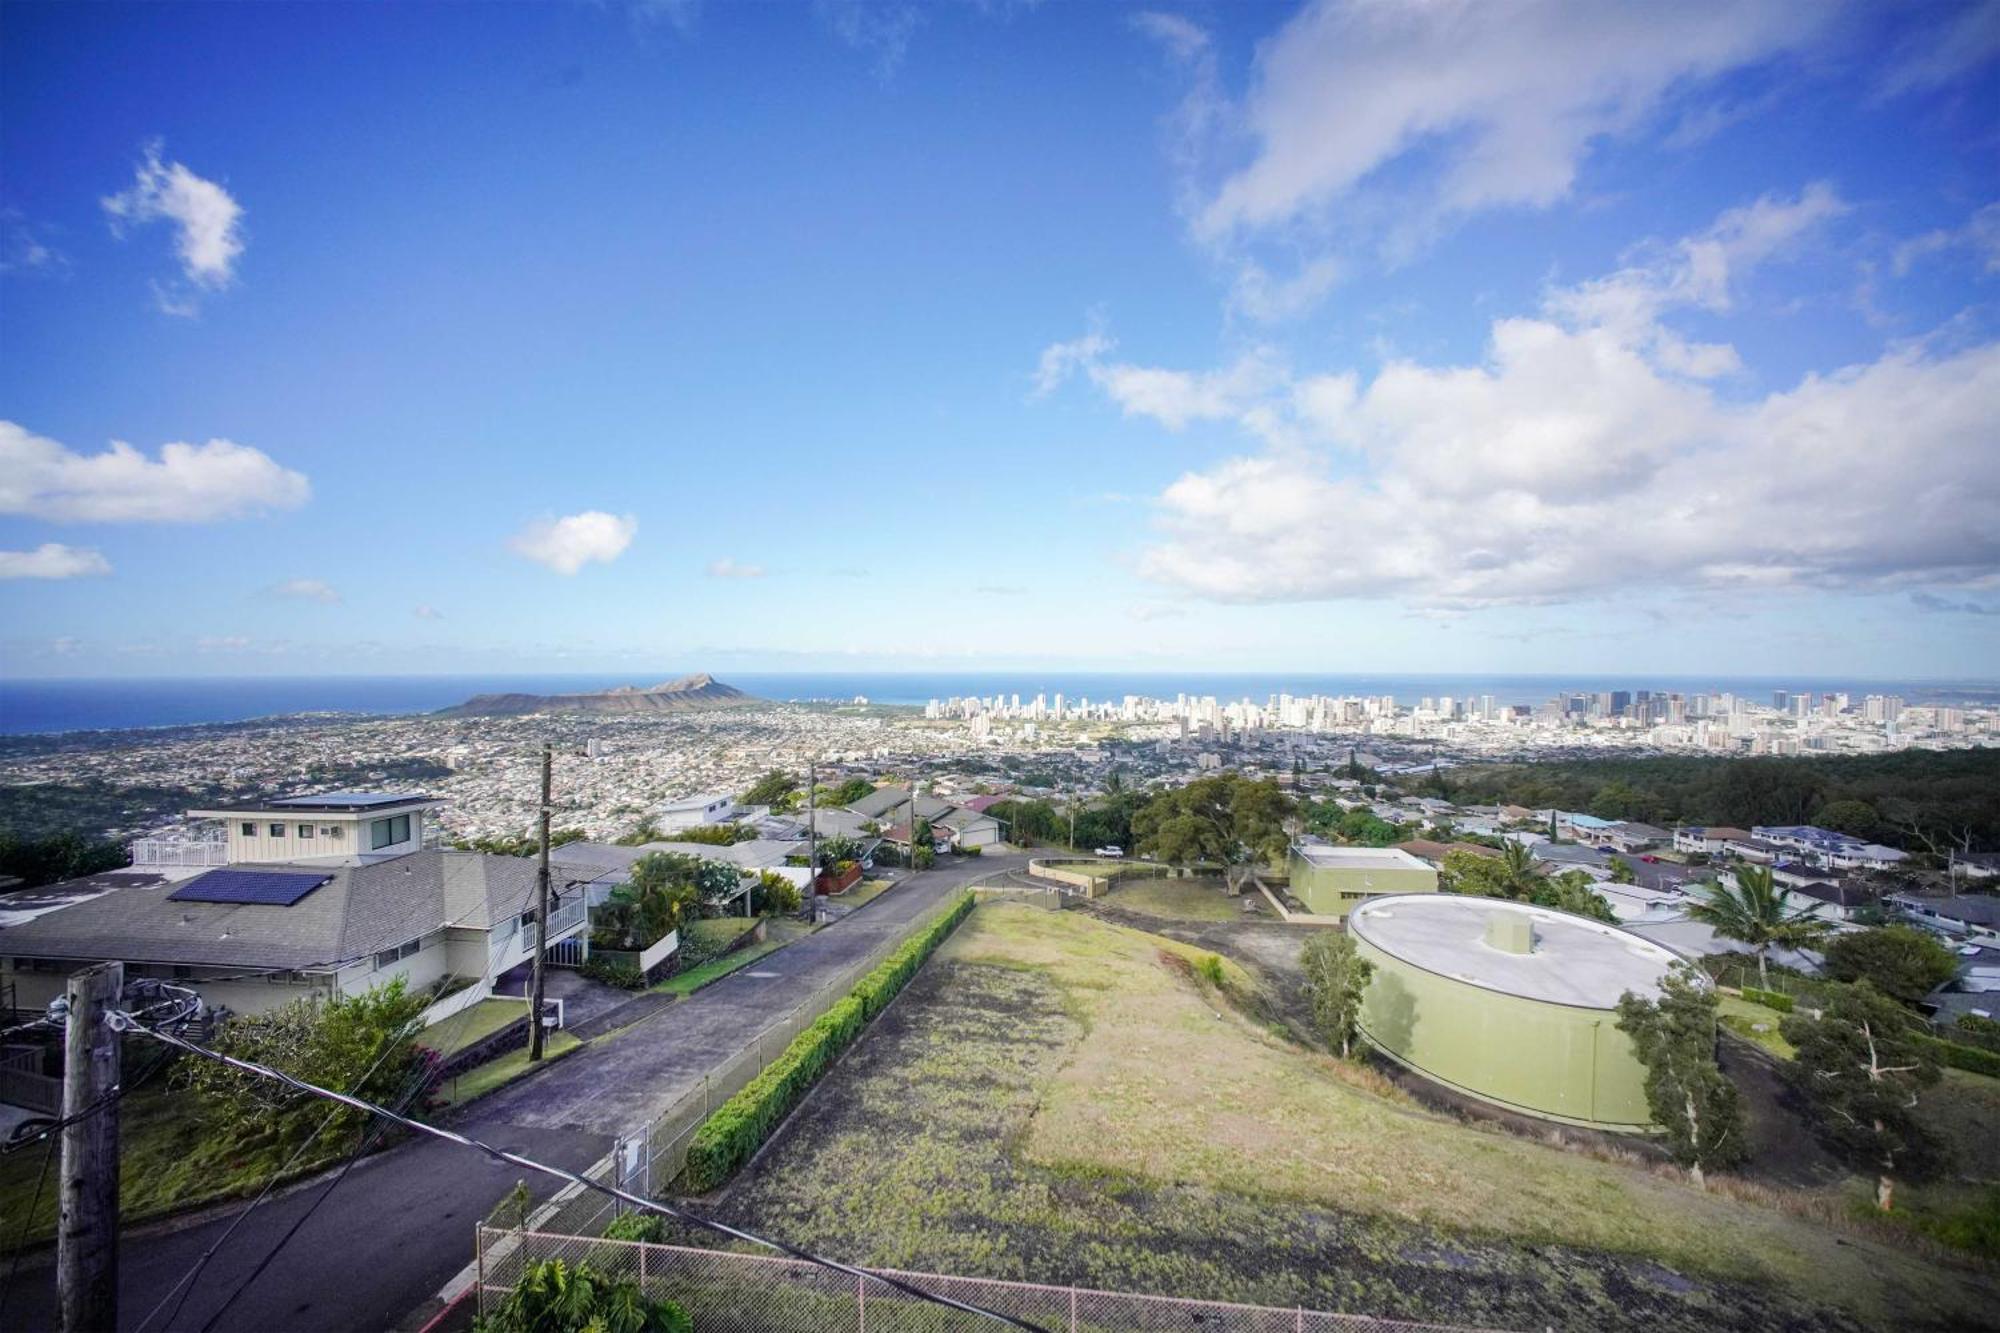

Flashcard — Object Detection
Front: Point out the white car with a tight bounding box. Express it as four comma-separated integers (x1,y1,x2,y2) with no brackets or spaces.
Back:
1095,845,1124,858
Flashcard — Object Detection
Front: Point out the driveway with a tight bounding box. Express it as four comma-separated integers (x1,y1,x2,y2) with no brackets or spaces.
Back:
3,854,1024,1333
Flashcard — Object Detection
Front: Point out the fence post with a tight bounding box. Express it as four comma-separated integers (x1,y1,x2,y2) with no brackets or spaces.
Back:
1069,1287,1078,1332
857,1274,866,1332
476,1227,486,1317
639,1239,647,1291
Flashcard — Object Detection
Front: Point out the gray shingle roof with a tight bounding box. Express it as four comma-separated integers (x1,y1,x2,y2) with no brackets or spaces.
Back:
0,850,558,972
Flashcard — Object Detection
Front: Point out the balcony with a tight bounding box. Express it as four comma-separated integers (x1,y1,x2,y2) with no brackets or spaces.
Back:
130,838,229,868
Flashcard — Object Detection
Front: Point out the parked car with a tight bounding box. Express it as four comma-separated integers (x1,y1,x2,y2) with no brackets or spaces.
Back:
1640,854,1660,863
1095,845,1124,858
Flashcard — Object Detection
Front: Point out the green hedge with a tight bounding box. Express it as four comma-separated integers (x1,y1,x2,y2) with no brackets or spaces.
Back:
681,892,975,1192
1911,1032,2000,1079
1742,986,1795,1013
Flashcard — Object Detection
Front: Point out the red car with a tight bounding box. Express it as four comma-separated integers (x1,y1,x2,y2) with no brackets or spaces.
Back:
1639,854,1660,863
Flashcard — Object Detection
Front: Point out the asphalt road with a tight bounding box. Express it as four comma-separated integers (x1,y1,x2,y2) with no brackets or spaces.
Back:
4,854,1022,1333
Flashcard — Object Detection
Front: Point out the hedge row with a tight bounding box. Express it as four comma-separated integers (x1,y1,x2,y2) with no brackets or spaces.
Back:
1910,1031,2000,1079
681,892,976,1192
1741,986,1795,1013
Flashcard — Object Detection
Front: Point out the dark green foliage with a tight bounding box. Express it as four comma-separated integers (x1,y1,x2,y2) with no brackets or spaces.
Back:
1303,803,1413,846
1687,865,1833,988
1439,845,1617,922
1300,931,1372,1059
591,853,704,951
739,769,799,809
682,893,974,1191
1741,986,1795,1013
1822,926,1961,1006
452,828,587,857
472,1257,691,1333
1908,1032,2000,1078
752,870,801,916
601,1211,667,1243
987,798,1062,844
177,978,431,1151
1615,967,1746,1177
818,777,877,807
661,823,759,846
579,958,646,990
1444,750,2000,858
1194,953,1227,987
0,830,129,888
1956,1013,2000,1052
1781,983,1944,1201
1130,775,1294,890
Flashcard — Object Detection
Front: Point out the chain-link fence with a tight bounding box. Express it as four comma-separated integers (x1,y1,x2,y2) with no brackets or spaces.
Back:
476,1228,1510,1333
490,885,989,1237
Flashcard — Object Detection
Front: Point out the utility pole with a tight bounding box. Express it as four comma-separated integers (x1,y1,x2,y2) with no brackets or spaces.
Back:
529,743,552,1062
59,961,122,1333
805,756,818,909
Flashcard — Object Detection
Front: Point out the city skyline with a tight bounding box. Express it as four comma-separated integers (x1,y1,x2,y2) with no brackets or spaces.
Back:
4,1,1999,680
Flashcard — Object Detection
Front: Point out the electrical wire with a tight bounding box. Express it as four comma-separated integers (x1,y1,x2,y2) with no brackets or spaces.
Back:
124,1019,1048,1332
0,1132,56,1330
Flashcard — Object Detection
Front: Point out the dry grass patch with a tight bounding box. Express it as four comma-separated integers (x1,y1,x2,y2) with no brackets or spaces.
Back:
950,904,1994,1329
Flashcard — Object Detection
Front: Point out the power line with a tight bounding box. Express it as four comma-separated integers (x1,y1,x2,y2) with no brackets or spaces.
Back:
123,1019,1048,1332
0,1132,56,1330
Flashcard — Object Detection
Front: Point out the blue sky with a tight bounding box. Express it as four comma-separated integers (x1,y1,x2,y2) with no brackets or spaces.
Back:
2,0,1997,680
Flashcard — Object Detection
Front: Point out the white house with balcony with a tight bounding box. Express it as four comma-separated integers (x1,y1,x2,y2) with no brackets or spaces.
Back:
3,793,587,1019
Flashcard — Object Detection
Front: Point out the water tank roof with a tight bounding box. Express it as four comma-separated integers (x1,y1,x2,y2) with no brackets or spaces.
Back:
1348,894,1687,1010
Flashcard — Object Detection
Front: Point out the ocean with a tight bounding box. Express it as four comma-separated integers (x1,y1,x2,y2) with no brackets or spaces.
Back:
1,672,1995,737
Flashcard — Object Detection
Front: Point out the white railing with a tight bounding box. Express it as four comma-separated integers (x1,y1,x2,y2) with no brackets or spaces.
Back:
130,838,229,868
636,929,679,974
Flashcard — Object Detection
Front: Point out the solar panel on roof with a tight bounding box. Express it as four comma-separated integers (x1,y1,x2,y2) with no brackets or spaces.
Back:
278,792,411,808
169,869,334,906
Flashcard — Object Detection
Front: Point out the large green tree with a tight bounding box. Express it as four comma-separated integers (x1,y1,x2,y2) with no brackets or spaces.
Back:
1781,983,1943,1211
1822,926,1960,1006
1301,931,1373,1058
1439,847,1615,922
1131,775,1295,893
1614,966,1746,1185
1687,864,1833,988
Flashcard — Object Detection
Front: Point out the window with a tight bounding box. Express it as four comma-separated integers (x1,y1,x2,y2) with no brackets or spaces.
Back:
298,824,314,839
241,822,255,836
373,938,421,969
325,825,343,840
369,813,412,850
269,823,286,838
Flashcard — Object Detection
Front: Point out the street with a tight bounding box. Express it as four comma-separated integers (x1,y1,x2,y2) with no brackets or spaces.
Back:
3,854,1023,1333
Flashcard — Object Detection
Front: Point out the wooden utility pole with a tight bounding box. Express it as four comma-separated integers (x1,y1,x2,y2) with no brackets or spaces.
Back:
529,743,552,1062
59,961,122,1333
805,756,818,907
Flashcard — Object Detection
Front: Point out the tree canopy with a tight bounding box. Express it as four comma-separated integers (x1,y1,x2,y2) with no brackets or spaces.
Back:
1130,775,1294,890
1822,925,1960,1006
1686,864,1833,987
1614,966,1745,1183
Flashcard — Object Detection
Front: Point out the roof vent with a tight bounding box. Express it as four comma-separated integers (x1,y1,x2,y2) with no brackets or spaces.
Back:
1484,912,1535,955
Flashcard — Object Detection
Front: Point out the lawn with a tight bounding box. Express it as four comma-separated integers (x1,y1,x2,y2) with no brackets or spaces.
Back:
429,1031,580,1109
652,937,789,996
831,877,897,910
1095,874,1244,922
695,902,1994,1332
1717,994,1796,1059
417,997,531,1054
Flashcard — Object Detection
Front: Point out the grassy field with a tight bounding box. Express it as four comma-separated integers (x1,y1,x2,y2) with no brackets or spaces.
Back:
1718,994,1797,1059
1094,875,1244,922
700,902,1997,1331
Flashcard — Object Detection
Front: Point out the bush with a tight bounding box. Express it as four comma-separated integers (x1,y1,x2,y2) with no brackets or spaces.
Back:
1195,953,1227,987
682,893,974,1191
602,1211,667,1243
1742,986,1795,1012
1823,925,1960,1006
1956,1013,2000,1053
580,957,645,990
1910,1032,2000,1078
960,844,983,857
473,1257,690,1333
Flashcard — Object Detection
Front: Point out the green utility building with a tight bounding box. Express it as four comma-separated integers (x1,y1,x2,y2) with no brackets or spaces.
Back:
1285,841,1437,917
1347,894,1688,1132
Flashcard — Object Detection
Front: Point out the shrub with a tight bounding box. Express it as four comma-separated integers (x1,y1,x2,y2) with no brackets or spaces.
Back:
602,1211,667,1243
472,1258,690,1333
960,844,983,857
1823,925,1960,1006
1741,986,1794,1013
1195,953,1227,987
1910,1032,2000,1078
1955,1012,2000,1053
682,893,973,1191
581,957,645,990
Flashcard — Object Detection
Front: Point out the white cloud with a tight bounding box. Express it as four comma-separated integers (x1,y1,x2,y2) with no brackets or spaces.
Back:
1229,257,1342,323
197,634,253,651
1034,338,1287,432
272,578,340,603
1876,0,2000,98
0,543,112,580
706,558,766,579
1032,326,1114,398
0,421,310,522
102,143,244,310
510,511,637,574
0,215,67,277
1190,1,1824,244
1048,192,2000,608
413,604,445,620
815,0,925,78
1893,202,2000,278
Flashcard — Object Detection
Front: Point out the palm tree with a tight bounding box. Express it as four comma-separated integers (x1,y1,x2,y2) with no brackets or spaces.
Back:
1687,863,1832,988
1497,840,1540,897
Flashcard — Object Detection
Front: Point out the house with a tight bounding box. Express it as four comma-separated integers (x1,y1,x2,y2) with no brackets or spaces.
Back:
655,792,739,833
1672,826,1753,855
1889,893,2000,948
1,847,587,1018
1951,851,2000,881
1285,839,1437,918
1595,822,1669,854
847,786,1001,850
1754,825,1909,872
1532,842,1614,872
179,792,443,865
1781,878,1880,924
1722,836,1783,864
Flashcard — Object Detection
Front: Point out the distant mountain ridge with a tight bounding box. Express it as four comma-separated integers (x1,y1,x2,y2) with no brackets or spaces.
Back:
435,673,754,717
